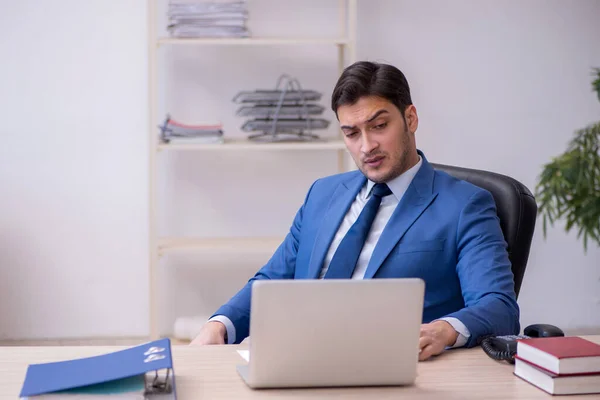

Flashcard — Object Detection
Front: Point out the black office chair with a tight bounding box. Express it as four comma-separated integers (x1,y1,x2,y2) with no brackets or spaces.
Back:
431,163,537,298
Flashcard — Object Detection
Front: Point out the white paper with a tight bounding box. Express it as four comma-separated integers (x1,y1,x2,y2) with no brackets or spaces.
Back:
237,350,250,362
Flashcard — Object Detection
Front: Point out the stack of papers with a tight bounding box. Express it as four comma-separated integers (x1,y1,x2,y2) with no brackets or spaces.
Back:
237,350,250,362
167,1,249,38
159,115,224,144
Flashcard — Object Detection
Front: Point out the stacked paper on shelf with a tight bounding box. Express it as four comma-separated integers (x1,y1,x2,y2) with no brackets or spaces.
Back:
167,0,249,38
233,75,330,143
159,115,224,144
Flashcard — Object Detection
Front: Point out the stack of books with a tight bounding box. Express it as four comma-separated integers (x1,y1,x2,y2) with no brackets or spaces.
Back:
514,336,600,395
167,1,249,38
159,115,224,144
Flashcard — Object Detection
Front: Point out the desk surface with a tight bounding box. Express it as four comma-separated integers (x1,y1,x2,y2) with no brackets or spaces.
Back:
2,336,599,399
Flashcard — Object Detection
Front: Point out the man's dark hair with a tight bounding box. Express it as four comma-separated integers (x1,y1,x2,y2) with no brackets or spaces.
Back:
331,61,413,119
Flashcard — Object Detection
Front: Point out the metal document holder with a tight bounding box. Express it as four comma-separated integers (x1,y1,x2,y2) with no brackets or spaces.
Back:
233,75,330,143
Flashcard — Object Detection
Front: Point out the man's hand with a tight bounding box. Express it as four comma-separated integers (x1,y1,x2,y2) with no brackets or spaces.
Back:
418,320,459,361
190,321,226,346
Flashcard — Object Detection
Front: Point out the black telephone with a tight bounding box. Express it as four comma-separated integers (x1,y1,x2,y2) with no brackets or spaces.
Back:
481,324,565,363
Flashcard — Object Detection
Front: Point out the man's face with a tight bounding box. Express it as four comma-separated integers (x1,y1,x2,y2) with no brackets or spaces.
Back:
337,96,419,183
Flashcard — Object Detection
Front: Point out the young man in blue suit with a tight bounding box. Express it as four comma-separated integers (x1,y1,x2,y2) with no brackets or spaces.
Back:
192,61,520,360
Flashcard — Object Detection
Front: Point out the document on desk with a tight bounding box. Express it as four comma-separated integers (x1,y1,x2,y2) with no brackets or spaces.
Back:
237,350,250,362
19,338,176,399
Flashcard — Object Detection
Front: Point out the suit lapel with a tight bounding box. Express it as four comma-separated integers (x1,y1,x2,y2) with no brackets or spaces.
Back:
363,152,438,279
306,173,366,279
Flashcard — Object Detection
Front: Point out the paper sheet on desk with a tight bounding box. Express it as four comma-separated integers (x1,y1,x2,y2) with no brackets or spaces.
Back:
237,350,249,362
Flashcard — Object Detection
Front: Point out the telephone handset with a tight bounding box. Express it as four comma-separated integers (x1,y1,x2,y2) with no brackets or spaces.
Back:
481,324,565,363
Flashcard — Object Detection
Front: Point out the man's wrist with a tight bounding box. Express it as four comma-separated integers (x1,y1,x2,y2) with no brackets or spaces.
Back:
436,320,459,347
208,315,235,344
208,321,227,341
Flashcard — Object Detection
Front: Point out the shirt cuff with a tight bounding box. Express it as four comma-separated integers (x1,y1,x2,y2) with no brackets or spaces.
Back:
208,315,236,344
438,317,470,348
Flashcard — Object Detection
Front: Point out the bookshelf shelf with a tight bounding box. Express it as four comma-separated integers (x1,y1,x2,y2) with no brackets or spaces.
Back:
158,237,283,256
157,138,347,151
157,37,349,47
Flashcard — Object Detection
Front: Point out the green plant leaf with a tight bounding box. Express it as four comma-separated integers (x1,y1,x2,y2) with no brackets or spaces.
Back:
536,117,600,253
593,67,600,102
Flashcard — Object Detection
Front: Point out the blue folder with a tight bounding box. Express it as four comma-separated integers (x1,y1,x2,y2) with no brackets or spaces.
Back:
19,338,176,399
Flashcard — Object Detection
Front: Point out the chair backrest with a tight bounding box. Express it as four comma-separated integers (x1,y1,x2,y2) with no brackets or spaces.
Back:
431,163,537,298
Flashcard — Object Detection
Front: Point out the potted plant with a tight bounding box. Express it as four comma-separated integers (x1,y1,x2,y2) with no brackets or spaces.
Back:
535,68,600,251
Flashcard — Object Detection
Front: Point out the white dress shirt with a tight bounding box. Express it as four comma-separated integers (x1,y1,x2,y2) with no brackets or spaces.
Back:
211,156,470,346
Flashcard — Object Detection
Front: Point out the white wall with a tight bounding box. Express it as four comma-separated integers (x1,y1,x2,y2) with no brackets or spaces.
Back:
358,0,600,334
0,0,598,340
0,0,150,339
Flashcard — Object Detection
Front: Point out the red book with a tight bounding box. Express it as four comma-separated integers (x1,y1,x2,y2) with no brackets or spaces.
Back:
516,336,600,375
514,357,600,395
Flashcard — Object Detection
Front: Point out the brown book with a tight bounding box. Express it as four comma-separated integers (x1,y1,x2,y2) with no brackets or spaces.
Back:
516,336,600,375
514,356,600,395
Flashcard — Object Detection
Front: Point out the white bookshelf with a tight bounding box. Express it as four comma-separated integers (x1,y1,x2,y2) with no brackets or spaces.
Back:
147,0,358,339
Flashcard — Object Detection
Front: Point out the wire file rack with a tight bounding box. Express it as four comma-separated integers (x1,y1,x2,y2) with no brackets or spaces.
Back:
234,74,331,143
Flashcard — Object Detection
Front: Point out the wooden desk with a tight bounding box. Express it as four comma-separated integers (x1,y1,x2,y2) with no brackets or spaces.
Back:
2,336,599,399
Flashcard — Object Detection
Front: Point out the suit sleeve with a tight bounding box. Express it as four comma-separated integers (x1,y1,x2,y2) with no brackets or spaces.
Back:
444,189,520,347
209,180,317,344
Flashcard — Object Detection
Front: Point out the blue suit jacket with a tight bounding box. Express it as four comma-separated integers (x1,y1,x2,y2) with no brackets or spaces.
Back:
213,151,520,346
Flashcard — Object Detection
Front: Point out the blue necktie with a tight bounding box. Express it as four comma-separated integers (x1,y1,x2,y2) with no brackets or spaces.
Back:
324,183,392,279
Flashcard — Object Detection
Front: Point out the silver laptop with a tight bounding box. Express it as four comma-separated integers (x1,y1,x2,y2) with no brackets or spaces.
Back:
237,278,425,389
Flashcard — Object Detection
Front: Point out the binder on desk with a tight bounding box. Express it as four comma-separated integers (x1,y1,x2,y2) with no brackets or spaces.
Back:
19,338,176,399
